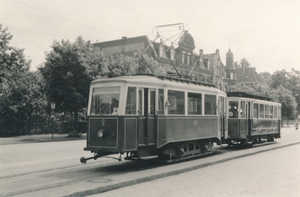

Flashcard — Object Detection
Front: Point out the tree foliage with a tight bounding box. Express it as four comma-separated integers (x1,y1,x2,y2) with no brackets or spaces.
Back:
103,52,170,76
259,72,272,86
235,58,250,69
39,36,104,135
233,68,299,122
0,24,46,136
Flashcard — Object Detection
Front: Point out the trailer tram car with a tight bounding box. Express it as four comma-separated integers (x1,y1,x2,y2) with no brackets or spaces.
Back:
227,92,281,146
80,75,228,163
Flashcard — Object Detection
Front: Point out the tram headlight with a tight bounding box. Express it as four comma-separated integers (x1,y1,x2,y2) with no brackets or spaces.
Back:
97,129,104,138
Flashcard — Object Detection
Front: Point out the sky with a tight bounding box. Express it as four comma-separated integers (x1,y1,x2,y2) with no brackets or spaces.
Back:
1,0,300,74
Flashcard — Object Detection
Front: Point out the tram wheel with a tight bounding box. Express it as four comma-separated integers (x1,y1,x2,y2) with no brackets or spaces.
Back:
267,136,275,142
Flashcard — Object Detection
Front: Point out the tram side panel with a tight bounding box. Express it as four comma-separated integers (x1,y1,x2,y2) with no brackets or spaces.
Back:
157,116,219,148
252,119,280,138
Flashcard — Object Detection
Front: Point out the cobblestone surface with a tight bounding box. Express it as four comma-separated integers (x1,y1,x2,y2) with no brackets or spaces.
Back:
95,144,300,197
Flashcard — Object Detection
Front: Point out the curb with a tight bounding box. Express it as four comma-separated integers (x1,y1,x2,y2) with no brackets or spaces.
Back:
64,141,300,197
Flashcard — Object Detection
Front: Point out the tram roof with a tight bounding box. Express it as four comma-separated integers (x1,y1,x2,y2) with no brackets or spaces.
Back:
91,74,225,94
227,92,272,101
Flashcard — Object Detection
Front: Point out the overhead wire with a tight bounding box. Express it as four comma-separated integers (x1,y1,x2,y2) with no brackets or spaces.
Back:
11,0,245,64
102,0,167,25
11,0,120,38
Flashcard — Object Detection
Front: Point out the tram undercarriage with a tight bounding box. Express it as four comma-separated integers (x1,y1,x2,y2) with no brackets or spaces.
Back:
122,139,216,163
81,139,216,164
227,134,279,147
157,140,213,162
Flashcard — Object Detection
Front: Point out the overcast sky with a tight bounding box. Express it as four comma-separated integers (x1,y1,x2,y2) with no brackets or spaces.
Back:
1,0,299,74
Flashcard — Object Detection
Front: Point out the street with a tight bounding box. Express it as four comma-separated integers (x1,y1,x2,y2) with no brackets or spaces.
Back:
95,143,300,197
0,127,299,197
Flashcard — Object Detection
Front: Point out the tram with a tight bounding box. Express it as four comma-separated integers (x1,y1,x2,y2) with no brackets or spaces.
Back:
227,92,281,146
80,74,228,163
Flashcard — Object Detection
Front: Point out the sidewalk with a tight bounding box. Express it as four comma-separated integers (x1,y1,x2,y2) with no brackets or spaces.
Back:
0,133,86,145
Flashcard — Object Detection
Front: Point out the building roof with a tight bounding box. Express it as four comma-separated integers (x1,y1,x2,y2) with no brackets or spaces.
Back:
226,48,234,58
93,35,156,57
236,67,268,86
178,31,195,50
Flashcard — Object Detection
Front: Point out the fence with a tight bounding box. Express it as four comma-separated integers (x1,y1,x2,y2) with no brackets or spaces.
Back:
0,120,87,137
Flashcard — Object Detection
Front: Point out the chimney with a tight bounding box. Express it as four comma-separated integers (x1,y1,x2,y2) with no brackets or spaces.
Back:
122,36,127,40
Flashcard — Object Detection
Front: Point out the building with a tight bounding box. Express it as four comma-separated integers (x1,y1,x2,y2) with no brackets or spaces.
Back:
236,66,268,86
93,31,238,92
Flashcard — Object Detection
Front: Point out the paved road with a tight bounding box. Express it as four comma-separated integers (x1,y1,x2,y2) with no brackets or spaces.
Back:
0,127,299,196
94,144,300,197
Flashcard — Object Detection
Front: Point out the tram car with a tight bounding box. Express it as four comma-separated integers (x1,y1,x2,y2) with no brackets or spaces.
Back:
227,92,281,146
80,74,228,163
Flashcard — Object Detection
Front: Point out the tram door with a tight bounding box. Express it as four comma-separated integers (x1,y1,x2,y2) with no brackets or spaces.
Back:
137,88,156,146
219,96,228,143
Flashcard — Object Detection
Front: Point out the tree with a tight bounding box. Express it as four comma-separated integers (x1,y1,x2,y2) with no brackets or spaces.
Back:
39,36,104,136
0,24,30,83
0,71,46,135
103,52,170,76
276,85,297,126
270,69,290,89
235,58,250,69
289,68,300,88
0,24,39,136
259,72,272,86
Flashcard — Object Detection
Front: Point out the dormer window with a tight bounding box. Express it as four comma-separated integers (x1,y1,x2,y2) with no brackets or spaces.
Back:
207,61,211,70
187,53,191,65
170,47,175,61
182,51,186,63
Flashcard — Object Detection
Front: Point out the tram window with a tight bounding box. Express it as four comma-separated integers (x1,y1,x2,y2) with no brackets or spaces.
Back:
229,101,238,118
90,87,120,115
259,104,264,118
188,92,202,115
240,101,246,119
253,103,259,118
138,89,143,115
265,105,270,118
150,90,155,115
278,106,281,119
205,95,216,115
168,90,185,114
274,106,278,119
125,87,136,114
158,89,164,114
270,106,273,118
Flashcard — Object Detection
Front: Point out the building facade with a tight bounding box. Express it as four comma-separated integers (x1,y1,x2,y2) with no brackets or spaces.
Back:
94,31,239,92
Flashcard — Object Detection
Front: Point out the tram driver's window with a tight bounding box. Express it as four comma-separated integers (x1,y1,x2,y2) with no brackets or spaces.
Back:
253,103,259,118
90,87,120,115
228,101,238,118
205,95,216,115
188,92,202,115
259,104,264,118
125,87,136,114
168,90,184,114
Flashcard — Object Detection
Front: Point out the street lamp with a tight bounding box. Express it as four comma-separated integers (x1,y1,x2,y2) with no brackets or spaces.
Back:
51,102,56,139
